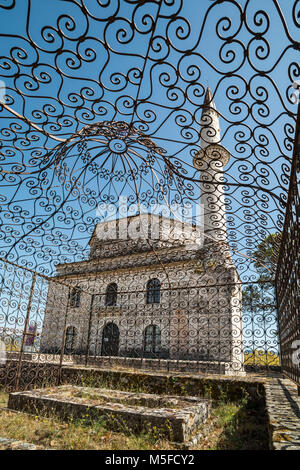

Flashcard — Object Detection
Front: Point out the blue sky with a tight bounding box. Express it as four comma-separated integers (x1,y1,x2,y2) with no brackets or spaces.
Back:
0,0,299,276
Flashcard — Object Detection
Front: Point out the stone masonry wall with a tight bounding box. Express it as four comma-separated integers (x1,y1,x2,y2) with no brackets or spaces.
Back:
40,238,244,370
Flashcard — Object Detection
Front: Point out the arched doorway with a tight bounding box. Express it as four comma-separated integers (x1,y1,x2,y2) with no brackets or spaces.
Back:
101,322,119,356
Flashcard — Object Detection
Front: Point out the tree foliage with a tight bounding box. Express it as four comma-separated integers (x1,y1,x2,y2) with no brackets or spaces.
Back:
244,350,280,366
242,233,282,315
252,232,282,280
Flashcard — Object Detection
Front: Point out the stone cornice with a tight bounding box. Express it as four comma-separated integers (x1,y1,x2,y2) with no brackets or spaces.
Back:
55,256,198,281
56,244,200,277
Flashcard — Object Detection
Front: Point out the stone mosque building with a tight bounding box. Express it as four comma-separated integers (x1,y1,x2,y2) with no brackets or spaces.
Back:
40,89,244,374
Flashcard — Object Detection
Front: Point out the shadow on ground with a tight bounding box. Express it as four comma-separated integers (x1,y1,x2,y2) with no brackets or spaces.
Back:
215,397,269,450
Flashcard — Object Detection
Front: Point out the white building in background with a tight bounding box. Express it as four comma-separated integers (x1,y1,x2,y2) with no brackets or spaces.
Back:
40,89,244,374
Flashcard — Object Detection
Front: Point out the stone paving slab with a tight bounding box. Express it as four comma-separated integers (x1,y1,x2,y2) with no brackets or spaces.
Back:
265,378,300,450
0,437,41,450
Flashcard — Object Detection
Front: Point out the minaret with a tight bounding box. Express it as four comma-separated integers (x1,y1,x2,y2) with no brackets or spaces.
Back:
193,87,230,243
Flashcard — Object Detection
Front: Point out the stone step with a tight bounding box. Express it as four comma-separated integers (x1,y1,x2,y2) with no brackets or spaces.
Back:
8,385,212,443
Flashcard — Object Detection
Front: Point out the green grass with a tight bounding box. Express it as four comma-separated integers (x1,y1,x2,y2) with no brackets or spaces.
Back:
0,390,8,407
201,399,269,450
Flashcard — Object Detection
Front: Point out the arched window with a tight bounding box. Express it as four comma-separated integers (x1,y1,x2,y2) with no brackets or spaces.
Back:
105,283,118,306
143,325,161,354
69,287,81,308
64,326,77,354
146,279,161,304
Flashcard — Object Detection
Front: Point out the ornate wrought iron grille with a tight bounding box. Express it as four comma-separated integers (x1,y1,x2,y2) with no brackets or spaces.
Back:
276,104,300,387
0,0,299,390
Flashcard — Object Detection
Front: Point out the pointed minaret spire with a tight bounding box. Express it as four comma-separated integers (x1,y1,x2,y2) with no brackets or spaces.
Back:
193,87,230,243
202,86,217,114
200,87,221,149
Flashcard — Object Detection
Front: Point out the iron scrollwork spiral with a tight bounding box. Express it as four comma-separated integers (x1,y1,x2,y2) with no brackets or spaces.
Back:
0,0,299,389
